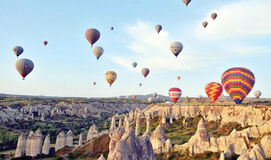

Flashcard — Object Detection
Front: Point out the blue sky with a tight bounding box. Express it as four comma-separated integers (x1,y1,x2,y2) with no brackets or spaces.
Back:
0,0,270,98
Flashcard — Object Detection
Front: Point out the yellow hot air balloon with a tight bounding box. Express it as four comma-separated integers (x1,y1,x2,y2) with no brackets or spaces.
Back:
105,71,117,87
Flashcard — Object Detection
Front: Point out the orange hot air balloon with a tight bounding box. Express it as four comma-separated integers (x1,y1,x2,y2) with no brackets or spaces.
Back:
205,82,223,103
132,95,136,100
177,76,181,80
43,41,48,46
105,71,117,87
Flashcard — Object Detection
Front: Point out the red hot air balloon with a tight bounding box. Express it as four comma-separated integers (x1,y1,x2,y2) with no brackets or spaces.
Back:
43,41,48,46
221,67,255,105
85,28,100,47
142,68,150,78
168,88,182,103
132,95,136,100
177,76,181,80
205,82,223,103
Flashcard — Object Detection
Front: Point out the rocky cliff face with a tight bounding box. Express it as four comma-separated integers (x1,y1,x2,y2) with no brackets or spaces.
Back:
0,100,148,123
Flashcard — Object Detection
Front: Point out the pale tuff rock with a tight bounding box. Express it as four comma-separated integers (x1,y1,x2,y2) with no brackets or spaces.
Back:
188,118,211,154
219,152,225,160
66,130,73,147
87,124,99,141
98,154,106,160
15,133,27,158
55,131,66,151
30,129,43,157
118,118,123,128
164,139,172,153
242,126,261,138
183,112,189,126
135,116,140,136
129,111,134,122
206,110,221,122
26,130,34,156
110,116,116,132
150,124,167,153
169,116,173,124
78,132,83,146
144,116,151,135
161,112,167,124
124,115,130,132
42,134,50,155
108,128,155,160
261,135,271,158
258,121,271,135
238,144,266,160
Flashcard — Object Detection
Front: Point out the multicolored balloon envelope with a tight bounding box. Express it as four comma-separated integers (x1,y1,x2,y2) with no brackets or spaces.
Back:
16,58,34,80
43,41,48,46
105,71,117,87
221,67,255,104
142,68,150,78
13,46,24,57
205,82,223,103
168,88,182,103
85,28,100,47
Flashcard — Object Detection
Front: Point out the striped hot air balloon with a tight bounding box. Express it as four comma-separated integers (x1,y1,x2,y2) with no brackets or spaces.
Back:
221,67,255,105
105,71,117,87
205,82,223,103
168,88,182,103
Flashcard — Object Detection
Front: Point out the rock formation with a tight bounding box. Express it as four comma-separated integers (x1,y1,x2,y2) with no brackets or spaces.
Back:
150,124,167,153
42,134,50,155
87,124,99,141
98,154,106,160
118,118,123,128
31,129,43,157
78,132,83,146
108,128,155,160
26,130,34,156
15,133,27,158
124,115,130,132
261,135,271,158
110,116,116,133
144,116,151,135
135,116,140,136
161,112,166,124
55,131,66,151
66,130,73,147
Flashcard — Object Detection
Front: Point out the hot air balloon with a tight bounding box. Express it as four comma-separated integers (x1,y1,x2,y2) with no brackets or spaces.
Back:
211,13,217,20
155,25,162,34
170,41,183,58
202,21,208,28
105,71,117,87
205,82,223,103
153,92,157,98
182,0,191,6
177,76,181,80
110,26,114,31
93,82,96,86
139,83,142,87
221,67,255,104
13,46,24,57
254,90,261,99
85,28,100,47
148,97,153,103
132,95,136,100
126,96,129,99
142,68,150,78
132,62,137,68
93,46,104,60
43,41,48,46
16,58,34,80
168,88,182,103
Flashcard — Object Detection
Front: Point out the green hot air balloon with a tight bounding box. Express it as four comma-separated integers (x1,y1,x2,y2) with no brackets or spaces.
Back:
170,41,183,58
92,46,104,60
16,58,34,80
13,46,24,58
